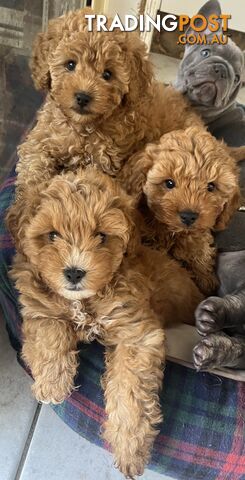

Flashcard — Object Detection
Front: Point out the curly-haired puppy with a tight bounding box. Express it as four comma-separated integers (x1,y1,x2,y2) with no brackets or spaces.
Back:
15,7,203,195
120,127,240,296
7,168,202,478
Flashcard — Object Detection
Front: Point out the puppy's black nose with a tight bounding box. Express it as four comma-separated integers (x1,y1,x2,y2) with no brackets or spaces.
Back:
64,267,86,284
75,92,92,108
179,210,199,226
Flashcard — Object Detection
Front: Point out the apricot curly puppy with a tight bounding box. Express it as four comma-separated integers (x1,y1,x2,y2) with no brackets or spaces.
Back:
120,127,240,296
15,7,203,195
7,168,202,478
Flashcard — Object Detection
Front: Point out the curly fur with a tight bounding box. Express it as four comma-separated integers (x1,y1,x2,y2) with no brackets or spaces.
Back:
120,127,240,296
15,7,203,195
7,168,202,477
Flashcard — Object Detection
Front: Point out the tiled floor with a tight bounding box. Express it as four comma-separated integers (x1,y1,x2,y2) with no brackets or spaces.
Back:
0,315,174,480
0,316,37,480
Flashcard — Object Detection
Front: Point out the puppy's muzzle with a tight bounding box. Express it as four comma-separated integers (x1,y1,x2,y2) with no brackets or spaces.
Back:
179,210,199,227
188,62,228,83
64,267,86,284
213,63,227,80
75,91,92,111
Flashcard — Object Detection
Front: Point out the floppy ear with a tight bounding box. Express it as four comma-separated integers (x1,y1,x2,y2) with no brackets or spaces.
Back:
30,15,66,91
6,188,43,251
121,199,141,257
214,187,240,230
122,32,154,103
108,181,140,256
30,7,94,90
120,144,157,202
120,210,140,257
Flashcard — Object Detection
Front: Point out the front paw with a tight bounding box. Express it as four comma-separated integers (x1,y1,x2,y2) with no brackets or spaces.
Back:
193,333,240,371
32,377,75,404
104,421,152,479
115,452,145,479
195,297,225,335
193,336,220,371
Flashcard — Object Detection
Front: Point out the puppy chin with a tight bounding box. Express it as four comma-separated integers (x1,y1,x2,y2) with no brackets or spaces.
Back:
170,223,213,235
164,220,200,234
166,223,191,234
69,109,95,124
59,288,96,300
188,82,217,106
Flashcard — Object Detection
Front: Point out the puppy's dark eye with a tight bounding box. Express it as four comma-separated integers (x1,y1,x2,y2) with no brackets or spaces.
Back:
234,74,240,84
201,49,210,58
165,179,176,189
48,231,60,242
207,182,216,192
66,60,76,71
97,232,107,244
102,70,112,81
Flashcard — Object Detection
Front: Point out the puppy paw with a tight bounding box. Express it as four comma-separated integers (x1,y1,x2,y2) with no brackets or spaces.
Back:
193,336,219,371
193,334,236,371
195,297,225,335
105,425,153,479
115,453,145,479
32,379,75,404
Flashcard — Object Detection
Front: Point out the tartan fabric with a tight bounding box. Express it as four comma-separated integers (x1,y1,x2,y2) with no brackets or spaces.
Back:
1,167,245,480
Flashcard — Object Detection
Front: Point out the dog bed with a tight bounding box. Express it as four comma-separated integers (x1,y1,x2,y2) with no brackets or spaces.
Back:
1,157,245,480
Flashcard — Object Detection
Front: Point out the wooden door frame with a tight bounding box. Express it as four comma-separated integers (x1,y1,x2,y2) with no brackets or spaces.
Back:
91,0,161,51
140,0,161,51
91,0,109,13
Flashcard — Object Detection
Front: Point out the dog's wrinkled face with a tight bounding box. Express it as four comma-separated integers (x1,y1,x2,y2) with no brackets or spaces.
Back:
143,129,240,233
22,172,133,300
181,41,244,109
50,32,131,124
175,0,244,112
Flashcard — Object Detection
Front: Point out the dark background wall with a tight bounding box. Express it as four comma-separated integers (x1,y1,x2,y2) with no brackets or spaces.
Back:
0,0,83,182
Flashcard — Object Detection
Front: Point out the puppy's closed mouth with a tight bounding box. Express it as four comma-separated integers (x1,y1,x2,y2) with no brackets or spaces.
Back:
188,81,217,106
67,285,83,291
73,107,92,116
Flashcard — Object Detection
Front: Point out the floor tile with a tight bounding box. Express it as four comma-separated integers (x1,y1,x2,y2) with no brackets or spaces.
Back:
0,315,38,480
19,405,174,480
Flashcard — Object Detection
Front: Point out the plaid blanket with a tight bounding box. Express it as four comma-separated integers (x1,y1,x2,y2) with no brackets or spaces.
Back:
1,166,245,480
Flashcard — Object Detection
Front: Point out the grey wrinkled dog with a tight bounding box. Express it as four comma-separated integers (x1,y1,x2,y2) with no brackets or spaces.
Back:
174,0,245,135
175,0,245,371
